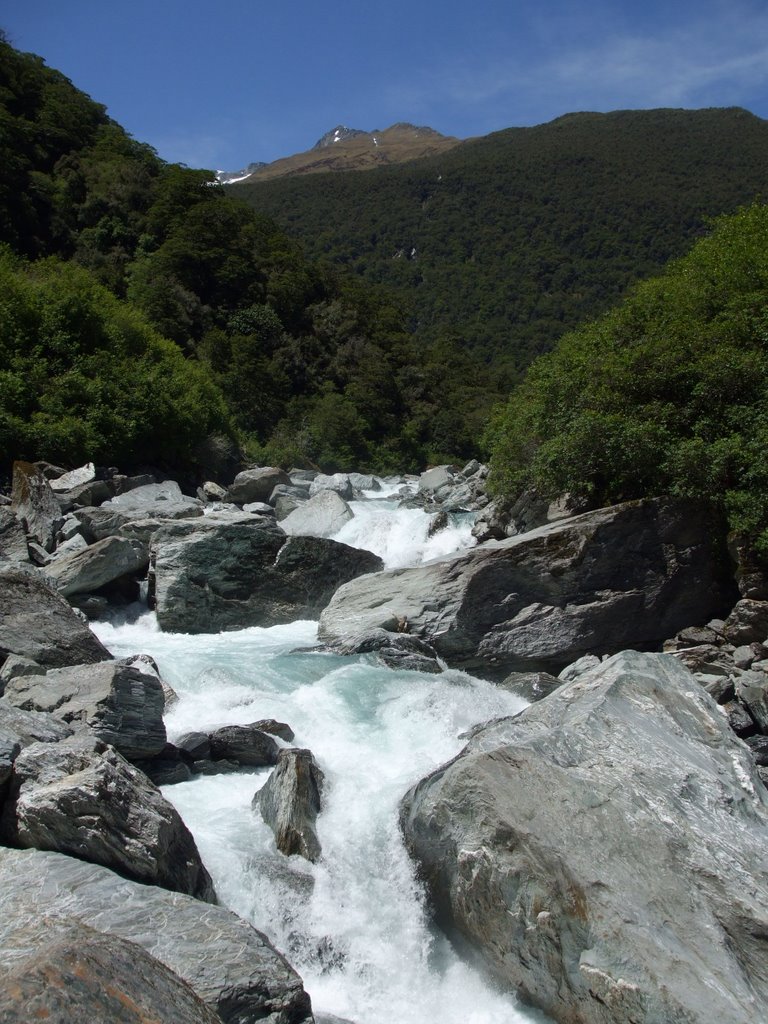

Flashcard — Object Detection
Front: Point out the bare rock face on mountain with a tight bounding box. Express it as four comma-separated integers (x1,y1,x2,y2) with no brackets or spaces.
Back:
0,847,314,1024
0,920,225,1024
320,497,736,677
400,651,768,1024
0,567,110,668
254,748,325,862
0,736,215,901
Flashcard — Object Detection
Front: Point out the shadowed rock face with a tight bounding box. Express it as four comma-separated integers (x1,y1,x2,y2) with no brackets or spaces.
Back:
400,650,768,1024
151,515,382,633
320,497,736,677
0,920,225,1024
0,567,110,668
0,847,314,1024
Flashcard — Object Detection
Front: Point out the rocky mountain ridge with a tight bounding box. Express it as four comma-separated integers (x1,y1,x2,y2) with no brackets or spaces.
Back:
216,121,461,183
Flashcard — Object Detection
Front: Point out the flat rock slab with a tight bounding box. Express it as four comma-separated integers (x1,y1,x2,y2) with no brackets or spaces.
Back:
3,657,167,760
1,736,215,901
401,650,768,1024
0,847,313,1024
320,497,736,677
0,567,110,667
0,920,224,1024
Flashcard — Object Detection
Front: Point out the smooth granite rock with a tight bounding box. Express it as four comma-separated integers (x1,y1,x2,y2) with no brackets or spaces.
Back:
0,847,313,1024
320,497,736,677
209,724,280,767
1,736,215,901
400,650,768,1024
0,566,110,667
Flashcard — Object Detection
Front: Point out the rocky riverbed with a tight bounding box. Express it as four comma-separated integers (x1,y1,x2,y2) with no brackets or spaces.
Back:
2,457,768,1023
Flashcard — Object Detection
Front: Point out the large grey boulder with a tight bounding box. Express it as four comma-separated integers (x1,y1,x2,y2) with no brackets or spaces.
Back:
209,724,280,767
0,847,313,1024
0,920,224,1024
75,502,204,543
102,480,187,509
279,489,354,538
0,567,110,667
400,650,768,1024
254,748,325,862
320,497,736,677
48,461,96,492
1,736,215,900
45,534,149,596
3,657,167,760
10,460,63,550
152,515,381,633
308,473,353,500
226,467,291,504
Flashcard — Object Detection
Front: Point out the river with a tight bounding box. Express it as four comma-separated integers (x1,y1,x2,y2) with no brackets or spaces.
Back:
93,486,551,1024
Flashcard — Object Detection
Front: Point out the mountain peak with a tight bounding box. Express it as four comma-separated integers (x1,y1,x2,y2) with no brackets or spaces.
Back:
313,125,368,149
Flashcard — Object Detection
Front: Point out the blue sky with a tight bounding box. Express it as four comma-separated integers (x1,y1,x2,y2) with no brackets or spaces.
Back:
4,0,768,170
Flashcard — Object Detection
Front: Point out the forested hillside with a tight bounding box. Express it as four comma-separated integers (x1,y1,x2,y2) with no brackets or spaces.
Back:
487,201,768,554
234,107,768,374
0,34,487,474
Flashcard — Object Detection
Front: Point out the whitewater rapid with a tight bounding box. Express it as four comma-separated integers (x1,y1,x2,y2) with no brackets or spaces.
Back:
93,496,551,1024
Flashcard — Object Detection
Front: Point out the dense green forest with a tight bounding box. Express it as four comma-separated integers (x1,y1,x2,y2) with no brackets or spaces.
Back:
234,107,768,375
3,26,768,558
0,33,488,475
487,201,768,552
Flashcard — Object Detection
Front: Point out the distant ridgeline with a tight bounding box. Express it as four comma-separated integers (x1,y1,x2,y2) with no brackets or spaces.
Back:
232,107,768,372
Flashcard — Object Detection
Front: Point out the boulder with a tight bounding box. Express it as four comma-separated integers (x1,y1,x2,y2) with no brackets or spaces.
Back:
254,748,325,862
3,657,167,761
320,498,736,677
348,473,381,492
48,462,96,492
152,516,381,633
0,567,110,667
279,489,354,538
226,467,291,504
401,650,768,1024
0,847,314,1024
722,599,768,645
209,724,280,767
308,473,354,500
418,465,457,493
11,460,63,550
45,535,149,596
0,507,29,562
1,736,215,901
0,920,225,1024
0,654,45,690
102,480,189,510
735,670,768,731
54,478,114,512
0,698,73,747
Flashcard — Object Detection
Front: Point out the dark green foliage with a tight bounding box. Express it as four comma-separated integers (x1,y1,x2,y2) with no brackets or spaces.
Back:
487,202,768,552
0,248,231,469
234,107,768,374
